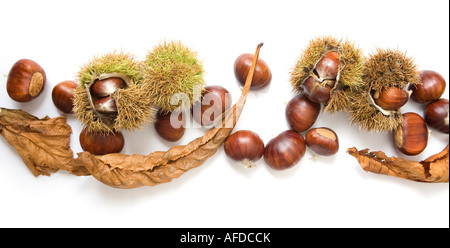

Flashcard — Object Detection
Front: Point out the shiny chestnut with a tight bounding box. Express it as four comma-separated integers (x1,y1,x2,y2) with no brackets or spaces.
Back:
373,87,409,110
394,112,428,156
264,130,306,170
410,70,446,103
425,98,449,134
52,80,78,114
93,96,118,114
305,127,339,156
192,85,232,126
154,110,185,142
79,129,125,155
7,59,46,102
224,130,265,168
91,77,126,97
234,53,272,90
302,76,334,104
314,51,340,80
285,94,321,132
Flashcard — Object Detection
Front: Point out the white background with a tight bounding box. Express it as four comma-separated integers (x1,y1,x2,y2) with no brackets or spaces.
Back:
0,0,448,228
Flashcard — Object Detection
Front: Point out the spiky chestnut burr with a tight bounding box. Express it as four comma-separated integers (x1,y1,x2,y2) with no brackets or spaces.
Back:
141,41,205,114
73,51,156,134
290,36,365,113
349,48,420,132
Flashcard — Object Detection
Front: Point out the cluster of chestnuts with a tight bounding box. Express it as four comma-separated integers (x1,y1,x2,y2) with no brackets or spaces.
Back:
394,70,448,156
5,42,448,164
224,51,339,170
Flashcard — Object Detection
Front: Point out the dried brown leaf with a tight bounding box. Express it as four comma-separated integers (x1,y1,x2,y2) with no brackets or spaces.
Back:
0,108,87,176
347,145,449,183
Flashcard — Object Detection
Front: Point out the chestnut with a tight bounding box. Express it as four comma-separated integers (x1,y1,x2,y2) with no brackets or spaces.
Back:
410,70,446,103
285,94,321,132
79,128,125,155
264,130,306,170
425,98,449,134
7,59,46,102
52,80,78,114
224,130,265,168
305,127,339,156
91,77,126,98
192,85,232,126
394,112,428,156
302,76,334,104
154,110,185,142
234,53,272,90
93,96,118,114
314,51,340,80
373,87,409,110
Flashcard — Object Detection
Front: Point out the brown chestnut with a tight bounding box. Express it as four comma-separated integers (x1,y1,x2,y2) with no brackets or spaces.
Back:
425,98,449,134
394,112,428,156
302,76,334,104
264,130,306,170
224,130,265,168
154,110,185,142
94,96,118,114
192,85,232,126
373,87,409,110
79,128,125,155
314,51,340,80
410,70,446,103
91,77,126,98
234,53,272,90
52,80,78,114
7,59,46,102
285,94,321,132
305,127,339,156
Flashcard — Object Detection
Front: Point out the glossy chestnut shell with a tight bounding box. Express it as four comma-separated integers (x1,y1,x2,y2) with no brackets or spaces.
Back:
264,130,306,170
224,130,265,168
305,127,339,156
192,85,232,126
425,98,449,134
374,87,409,110
394,112,428,156
93,96,118,114
234,53,272,90
154,111,185,142
285,94,321,132
410,70,446,103
7,59,46,102
91,77,126,98
52,80,78,114
79,129,125,155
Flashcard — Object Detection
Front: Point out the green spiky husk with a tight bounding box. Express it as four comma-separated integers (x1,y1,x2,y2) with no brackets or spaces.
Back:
290,36,365,113
348,49,420,132
73,51,156,134
141,41,205,114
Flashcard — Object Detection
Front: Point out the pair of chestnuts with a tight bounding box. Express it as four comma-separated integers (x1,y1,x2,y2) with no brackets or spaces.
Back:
154,85,232,142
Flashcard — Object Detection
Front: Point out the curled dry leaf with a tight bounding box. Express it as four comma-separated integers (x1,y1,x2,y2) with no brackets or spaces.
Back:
0,43,264,189
347,145,449,183
0,108,88,176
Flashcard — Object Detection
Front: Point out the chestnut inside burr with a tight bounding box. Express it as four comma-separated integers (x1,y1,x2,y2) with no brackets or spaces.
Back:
85,75,129,116
301,50,340,104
